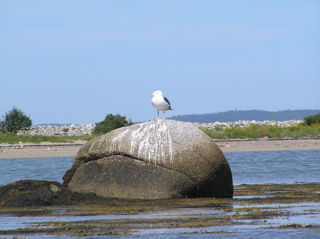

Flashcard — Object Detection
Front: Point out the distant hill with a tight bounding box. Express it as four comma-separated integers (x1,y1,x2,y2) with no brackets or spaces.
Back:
169,110,320,123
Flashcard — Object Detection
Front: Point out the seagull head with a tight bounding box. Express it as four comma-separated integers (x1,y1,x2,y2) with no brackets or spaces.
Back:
150,90,163,97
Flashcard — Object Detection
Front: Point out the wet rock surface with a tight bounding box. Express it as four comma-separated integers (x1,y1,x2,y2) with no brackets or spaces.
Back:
64,119,233,199
0,180,107,207
0,182,319,237
0,180,67,207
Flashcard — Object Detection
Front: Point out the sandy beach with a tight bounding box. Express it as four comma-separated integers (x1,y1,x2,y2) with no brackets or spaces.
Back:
0,141,86,159
0,138,319,159
215,138,320,153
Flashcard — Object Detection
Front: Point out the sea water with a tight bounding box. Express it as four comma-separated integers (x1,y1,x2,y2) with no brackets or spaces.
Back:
0,157,74,186
0,150,319,238
0,150,319,186
225,150,320,185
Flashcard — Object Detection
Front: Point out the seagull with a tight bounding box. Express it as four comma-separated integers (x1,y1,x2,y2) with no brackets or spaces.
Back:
150,90,173,118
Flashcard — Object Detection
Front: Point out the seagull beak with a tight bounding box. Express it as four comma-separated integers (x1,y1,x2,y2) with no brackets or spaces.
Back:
150,94,154,97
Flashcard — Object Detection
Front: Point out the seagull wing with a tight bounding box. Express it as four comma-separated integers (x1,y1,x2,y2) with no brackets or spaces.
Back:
164,97,173,110
164,97,171,105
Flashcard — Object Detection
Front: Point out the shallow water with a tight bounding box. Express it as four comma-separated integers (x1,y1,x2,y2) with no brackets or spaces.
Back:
0,150,319,186
225,150,320,185
0,157,74,186
0,150,319,238
1,201,319,238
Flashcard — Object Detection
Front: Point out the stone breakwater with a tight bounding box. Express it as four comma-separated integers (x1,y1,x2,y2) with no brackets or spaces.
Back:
18,124,95,136
192,120,303,129
17,120,303,136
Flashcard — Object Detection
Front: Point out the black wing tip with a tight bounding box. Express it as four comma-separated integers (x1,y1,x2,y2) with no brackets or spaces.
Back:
164,96,171,104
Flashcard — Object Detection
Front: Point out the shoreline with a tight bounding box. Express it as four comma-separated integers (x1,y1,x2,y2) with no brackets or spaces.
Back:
215,138,320,153
0,138,319,159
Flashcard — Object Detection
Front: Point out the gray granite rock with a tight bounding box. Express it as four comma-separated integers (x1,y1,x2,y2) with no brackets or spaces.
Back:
63,119,233,199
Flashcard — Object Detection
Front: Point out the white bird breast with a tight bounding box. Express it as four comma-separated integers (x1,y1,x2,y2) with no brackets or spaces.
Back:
152,96,170,111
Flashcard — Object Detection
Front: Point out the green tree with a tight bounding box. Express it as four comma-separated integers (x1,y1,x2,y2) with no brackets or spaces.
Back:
0,107,33,134
303,113,320,126
93,114,133,135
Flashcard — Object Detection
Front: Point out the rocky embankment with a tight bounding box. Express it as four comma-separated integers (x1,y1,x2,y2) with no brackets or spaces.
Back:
193,120,303,129
18,124,95,136
17,120,303,136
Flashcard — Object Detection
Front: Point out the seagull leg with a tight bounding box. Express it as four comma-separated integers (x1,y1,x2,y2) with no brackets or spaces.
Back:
157,110,160,118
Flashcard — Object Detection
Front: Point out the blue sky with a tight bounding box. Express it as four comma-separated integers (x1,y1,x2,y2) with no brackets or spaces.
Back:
1,1,319,125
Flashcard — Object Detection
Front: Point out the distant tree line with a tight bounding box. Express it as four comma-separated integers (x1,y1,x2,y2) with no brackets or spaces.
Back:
1,107,319,136
0,107,133,135
169,110,320,123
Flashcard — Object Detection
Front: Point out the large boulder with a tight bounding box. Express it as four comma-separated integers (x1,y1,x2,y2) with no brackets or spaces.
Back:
63,119,233,199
